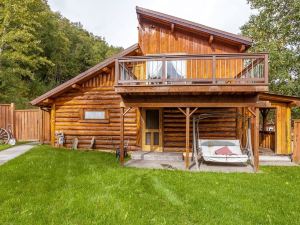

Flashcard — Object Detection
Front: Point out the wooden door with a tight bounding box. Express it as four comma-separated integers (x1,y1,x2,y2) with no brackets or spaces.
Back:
142,109,163,151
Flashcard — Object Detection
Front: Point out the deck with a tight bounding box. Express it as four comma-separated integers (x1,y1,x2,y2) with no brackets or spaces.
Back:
115,53,269,94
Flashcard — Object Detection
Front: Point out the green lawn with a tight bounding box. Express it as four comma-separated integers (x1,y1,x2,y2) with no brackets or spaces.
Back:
0,146,299,225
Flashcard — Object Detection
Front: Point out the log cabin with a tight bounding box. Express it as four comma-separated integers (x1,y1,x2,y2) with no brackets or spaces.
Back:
31,6,300,171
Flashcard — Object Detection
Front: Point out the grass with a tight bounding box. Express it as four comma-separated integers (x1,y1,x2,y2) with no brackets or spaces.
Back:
0,145,300,225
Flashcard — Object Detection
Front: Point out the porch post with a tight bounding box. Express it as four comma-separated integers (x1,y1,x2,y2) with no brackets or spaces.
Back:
253,107,260,172
185,107,190,169
120,106,125,165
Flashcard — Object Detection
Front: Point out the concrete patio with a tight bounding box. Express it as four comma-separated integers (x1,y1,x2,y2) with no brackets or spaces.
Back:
125,151,298,173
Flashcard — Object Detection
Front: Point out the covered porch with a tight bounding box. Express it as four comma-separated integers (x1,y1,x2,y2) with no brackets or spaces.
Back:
119,93,268,172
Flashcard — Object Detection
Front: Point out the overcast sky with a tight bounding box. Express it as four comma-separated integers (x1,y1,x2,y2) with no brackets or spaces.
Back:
47,0,253,48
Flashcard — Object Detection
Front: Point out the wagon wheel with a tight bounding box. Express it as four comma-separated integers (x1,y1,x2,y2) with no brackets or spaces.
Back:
0,128,10,144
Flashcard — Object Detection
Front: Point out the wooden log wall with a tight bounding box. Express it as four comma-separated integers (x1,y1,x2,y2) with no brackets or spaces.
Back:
138,20,241,55
54,72,139,150
163,108,238,152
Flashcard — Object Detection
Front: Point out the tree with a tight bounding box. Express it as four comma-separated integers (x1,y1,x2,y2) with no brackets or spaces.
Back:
0,0,122,108
241,0,300,99
0,0,52,106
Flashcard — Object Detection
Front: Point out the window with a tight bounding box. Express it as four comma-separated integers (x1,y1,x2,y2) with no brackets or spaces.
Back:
80,109,109,123
84,111,105,120
146,61,162,79
146,59,186,80
167,60,186,79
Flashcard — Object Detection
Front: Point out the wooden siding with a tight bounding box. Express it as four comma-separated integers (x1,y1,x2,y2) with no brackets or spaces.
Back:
0,104,13,130
131,21,249,81
54,73,139,150
163,108,238,152
138,21,241,55
259,131,275,151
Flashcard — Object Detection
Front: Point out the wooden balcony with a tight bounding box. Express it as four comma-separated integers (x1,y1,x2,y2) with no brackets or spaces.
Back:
114,53,269,94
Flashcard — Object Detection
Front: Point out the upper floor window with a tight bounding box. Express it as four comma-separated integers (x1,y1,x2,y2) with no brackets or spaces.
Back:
146,58,186,80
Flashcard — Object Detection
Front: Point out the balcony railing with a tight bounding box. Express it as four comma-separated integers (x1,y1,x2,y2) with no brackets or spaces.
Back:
115,53,268,86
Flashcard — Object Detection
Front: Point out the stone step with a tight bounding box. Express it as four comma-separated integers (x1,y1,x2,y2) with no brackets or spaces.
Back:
130,151,183,161
259,155,291,162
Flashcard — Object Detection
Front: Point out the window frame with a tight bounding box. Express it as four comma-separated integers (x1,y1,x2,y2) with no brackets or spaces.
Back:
79,109,109,123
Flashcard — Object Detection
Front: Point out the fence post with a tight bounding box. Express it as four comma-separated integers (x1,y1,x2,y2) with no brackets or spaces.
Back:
38,108,44,144
51,104,56,147
293,120,300,163
10,103,15,136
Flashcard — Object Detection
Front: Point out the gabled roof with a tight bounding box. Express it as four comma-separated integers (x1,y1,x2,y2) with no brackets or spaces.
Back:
136,6,252,47
31,44,139,106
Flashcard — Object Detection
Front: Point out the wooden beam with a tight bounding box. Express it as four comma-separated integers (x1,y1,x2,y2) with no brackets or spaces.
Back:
239,44,246,52
115,85,269,94
253,107,260,172
209,35,214,45
42,98,53,104
50,104,56,147
123,107,132,116
171,23,175,33
122,94,270,108
248,107,256,117
102,67,111,74
177,107,186,116
120,107,125,165
185,107,190,169
71,84,82,91
189,107,198,117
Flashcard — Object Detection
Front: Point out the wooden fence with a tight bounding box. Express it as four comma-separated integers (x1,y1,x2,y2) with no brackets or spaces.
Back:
0,104,50,143
259,131,275,151
293,120,300,163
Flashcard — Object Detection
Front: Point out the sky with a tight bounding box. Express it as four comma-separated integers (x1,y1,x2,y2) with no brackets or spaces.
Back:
47,0,253,48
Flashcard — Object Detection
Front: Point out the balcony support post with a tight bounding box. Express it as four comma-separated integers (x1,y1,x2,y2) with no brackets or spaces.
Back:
162,57,166,84
212,55,216,84
264,54,268,84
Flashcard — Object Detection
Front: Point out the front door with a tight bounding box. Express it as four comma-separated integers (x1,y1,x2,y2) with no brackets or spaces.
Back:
142,109,163,151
